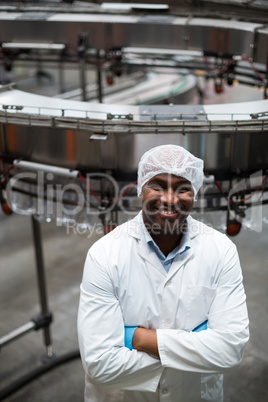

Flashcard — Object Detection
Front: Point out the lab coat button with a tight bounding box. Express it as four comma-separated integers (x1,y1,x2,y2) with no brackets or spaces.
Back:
162,388,168,394
163,319,171,328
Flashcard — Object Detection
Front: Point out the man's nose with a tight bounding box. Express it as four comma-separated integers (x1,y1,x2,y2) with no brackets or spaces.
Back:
160,188,177,204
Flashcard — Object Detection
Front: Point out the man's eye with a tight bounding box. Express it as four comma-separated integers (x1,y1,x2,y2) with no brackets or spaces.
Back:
177,186,191,193
149,185,162,191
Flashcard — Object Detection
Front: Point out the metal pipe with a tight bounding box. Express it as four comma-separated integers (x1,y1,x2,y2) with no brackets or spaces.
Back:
122,47,203,57
97,50,103,103
0,321,35,349
13,160,79,178
1,43,66,51
31,216,52,355
79,58,87,102
58,58,65,94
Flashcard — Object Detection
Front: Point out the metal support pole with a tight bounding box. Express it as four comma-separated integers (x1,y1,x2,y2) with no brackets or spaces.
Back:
79,58,87,101
0,321,35,349
97,50,103,103
31,216,53,357
58,57,64,94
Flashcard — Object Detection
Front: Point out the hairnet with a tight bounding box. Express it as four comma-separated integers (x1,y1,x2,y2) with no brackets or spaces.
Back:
137,144,204,199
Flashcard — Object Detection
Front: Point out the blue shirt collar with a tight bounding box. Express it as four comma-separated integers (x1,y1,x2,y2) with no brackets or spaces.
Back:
140,214,191,272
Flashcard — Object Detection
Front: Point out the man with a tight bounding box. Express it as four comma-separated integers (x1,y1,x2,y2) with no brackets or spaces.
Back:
78,144,249,402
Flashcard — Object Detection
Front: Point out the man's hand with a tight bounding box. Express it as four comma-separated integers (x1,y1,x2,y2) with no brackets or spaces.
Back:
132,328,160,358
125,321,208,358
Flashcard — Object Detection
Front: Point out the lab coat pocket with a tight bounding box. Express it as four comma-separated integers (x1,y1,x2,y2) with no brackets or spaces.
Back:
185,285,216,331
201,373,223,401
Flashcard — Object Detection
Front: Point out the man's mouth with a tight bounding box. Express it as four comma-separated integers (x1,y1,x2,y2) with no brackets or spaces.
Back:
158,207,179,218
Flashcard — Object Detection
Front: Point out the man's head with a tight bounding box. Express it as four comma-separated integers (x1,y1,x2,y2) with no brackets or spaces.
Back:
137,144,204,199
137,145,204,236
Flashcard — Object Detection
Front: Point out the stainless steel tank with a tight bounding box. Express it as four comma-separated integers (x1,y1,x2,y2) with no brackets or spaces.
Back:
1,88,268,178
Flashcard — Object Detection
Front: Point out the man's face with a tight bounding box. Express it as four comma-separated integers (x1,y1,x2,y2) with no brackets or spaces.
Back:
141,173,194,235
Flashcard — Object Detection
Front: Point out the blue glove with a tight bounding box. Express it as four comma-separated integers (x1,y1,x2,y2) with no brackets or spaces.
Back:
193,320,208,332
124,326,138,350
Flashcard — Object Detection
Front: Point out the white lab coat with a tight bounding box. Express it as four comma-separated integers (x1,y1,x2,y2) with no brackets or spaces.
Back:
78,212,249,402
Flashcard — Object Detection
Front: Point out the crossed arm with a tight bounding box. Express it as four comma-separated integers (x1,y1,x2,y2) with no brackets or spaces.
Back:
129,321,208,358
132,328,159,358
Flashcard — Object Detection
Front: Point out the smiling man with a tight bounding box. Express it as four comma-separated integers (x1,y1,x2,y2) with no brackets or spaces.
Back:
78,144,249,402
141,173,194,255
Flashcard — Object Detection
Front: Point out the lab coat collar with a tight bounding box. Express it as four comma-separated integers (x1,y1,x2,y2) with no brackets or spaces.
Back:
125,212,200,277
126,211,201,242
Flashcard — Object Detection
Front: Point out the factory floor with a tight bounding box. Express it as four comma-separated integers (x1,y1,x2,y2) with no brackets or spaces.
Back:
0,208,268,402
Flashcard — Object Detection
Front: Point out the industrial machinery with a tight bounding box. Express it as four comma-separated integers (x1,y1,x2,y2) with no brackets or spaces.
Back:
0,85,268,233
0,1,268,397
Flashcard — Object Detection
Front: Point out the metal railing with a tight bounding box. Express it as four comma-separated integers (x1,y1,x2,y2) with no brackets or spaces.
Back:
0,105,268,134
